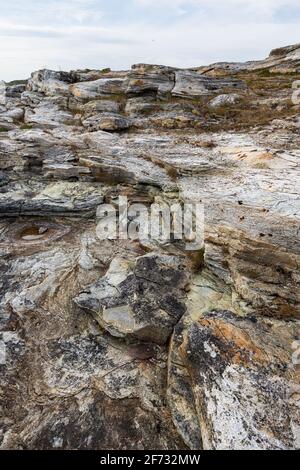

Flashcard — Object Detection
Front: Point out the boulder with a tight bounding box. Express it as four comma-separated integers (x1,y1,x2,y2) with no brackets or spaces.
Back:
71,78,125,100
125,64,175,96
27,70,75,96
98,114,131,131
209,93,241,108
125,97,159,116
0,82,24,105
82,113,131,132
74,254,190,344
83,100,121,115
5,84,26,97
0,107,24,123
172,71,246,98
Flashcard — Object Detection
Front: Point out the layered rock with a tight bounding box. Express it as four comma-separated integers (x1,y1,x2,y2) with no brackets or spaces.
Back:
0,44,299,450
171,310,300,449
74,254,190,344
196,42,300,76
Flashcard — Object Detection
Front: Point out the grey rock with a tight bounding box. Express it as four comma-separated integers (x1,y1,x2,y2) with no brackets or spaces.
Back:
172,71,246,98
209,93,241,108
28,69,77,95
0,81,7,105
0,82,26,105
82,113,131,132
197,42,300,75
0,181,105,217
21,91,44,107
0,107,24,124
97,114,132,131
71,78,125,100
24,101,78,128
83,99,121,115
125,64,175,96
74,254,190,344
173,310,300,449
125,97,159,116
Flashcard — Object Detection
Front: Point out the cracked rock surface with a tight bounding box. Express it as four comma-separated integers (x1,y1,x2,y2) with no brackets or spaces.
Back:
74,254,190,345
0,44,299,449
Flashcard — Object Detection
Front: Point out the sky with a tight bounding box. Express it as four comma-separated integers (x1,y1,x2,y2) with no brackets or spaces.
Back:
0,0,299,81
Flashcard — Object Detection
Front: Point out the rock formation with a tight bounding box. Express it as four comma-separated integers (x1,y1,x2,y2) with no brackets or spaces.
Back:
0,44,299,450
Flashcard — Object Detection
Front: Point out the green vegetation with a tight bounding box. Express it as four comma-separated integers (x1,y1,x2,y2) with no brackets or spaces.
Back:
6,79,28,86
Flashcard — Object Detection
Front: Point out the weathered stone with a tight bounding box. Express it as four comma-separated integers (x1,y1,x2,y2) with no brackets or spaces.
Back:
0,81,7,105
74,254,190,344
209,93,241,108
0,236,185,449
83,113,131,132
125,96,159,116
71,78,125,100
125,64,175,96
167,323,203,449
174,310,300,450
6,84,26,96
0,82,26,106
24,102,78,128
172,71,246,98
83,99,121,115
197,42,300,75
28,69,76,95
0,181,105,216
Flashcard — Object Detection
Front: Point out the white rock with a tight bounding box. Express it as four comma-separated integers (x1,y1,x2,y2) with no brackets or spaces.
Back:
209,93,241,108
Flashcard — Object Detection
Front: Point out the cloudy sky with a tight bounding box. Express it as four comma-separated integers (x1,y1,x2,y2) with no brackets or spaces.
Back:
0,0,299,81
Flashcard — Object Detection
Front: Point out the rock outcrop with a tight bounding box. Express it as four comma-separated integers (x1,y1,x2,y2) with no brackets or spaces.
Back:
196,43,300,76
0,44,299,450
74,254,190,345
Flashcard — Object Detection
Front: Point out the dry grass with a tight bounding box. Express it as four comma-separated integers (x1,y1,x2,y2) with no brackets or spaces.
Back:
176,137,216,148
194,69,298,131
253,161,270,169
193,139,216,149
155,71,296,132
203,96,295,131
